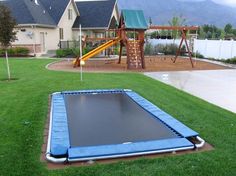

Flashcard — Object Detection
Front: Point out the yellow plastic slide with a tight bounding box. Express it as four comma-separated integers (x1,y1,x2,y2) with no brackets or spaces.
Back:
74,37,121,67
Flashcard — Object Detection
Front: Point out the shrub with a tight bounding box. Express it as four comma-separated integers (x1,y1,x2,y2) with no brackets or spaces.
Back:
165,44,178,55
154,44,165,55
144,43,154,55
114,46,119,55
7,48,15,55
64,48,73,56
0,48,4,55
56,49,65,58
72,48,80,57
56,48,73,58
56,47,91,58
0,47,30,56
193,51,204,59
145,43,195,56
14,47,29,56
223,57,236,64
154,44,178,55
82,46,91,55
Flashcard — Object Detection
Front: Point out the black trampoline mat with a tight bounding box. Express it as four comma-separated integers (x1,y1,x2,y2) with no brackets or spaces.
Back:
64,93,178,147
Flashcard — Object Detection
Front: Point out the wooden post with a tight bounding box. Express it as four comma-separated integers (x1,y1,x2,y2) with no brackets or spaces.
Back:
173,34,184,63
183,31,194,68
138,31,145,69
126,42,131,69
140,42,145,69
118,43,123,64
173,30,194,68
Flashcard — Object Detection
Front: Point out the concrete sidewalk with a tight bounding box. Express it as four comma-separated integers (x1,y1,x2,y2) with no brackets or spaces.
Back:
145,69,236,114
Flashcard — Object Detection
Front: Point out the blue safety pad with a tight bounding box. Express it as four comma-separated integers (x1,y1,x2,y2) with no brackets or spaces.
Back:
62,89,125,95
50,93,70,156
50,89,199,160
125,91,199,138
68,138,194,160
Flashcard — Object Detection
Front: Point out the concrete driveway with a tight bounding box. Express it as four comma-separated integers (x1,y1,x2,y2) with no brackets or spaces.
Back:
145,69,236,114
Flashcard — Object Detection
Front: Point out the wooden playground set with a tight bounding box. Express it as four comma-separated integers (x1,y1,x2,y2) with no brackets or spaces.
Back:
55,10,227,72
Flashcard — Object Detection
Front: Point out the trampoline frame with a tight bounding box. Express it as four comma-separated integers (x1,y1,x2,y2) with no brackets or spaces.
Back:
46,89,205,163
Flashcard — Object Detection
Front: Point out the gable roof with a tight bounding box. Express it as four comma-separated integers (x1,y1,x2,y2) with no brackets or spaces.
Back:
73,0,117,29
40,0,71,24
0,0,71,27
120,9,148,30
1,0,35,25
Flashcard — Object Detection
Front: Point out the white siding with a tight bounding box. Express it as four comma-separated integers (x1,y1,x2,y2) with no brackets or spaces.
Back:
58,1,77,41
12,1,79,54
12,27,59,54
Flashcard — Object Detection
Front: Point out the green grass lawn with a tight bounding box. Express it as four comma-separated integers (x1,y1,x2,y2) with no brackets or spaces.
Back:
0,58,235,176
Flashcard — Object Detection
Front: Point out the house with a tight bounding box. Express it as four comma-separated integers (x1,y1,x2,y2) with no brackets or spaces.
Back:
73,0,119,38
1,0,119,56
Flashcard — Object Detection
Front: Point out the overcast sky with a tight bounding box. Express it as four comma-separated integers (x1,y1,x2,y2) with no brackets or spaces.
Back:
214,0,236,6
1,0,236,7
75,0,236,7
180,0,236,7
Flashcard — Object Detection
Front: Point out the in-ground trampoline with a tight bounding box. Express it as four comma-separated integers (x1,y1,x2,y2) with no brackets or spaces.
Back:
46,89,205,163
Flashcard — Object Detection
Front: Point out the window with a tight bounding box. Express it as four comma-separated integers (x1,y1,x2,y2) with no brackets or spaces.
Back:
68,9,73,20
59,28,64,40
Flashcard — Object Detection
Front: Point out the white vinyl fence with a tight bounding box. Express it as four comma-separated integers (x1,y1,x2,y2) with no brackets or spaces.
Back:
149,39,236,60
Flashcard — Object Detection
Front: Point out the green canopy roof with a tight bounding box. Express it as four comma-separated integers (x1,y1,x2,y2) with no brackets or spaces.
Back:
121,9,148,30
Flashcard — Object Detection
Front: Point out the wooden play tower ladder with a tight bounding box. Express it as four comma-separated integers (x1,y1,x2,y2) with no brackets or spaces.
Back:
127,40,143,69
118,9,148,69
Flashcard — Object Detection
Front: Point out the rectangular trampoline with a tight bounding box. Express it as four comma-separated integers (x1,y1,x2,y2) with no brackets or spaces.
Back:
46,89,205,163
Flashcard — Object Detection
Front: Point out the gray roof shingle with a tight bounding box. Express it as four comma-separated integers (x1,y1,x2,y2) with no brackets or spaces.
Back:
2,0,35,24
1,0,117,29
73,0,117,29
24,0,56,26
40,0,70,24
1,0,70,26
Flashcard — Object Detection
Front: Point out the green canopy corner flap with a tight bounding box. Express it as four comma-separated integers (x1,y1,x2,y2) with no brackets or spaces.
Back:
121,9,148,30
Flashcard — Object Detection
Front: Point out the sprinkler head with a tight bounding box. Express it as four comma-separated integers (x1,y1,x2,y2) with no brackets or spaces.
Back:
80,60,85,66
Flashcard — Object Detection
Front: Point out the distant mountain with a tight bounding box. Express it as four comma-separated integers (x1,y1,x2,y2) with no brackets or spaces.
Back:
118,0,236,27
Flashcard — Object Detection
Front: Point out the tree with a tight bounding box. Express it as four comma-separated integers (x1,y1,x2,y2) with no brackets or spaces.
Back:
198,27,205,39
0,4,17,80
233,29,236,37
200,24,222,39
220,29,225,39
224,23,233,34
168,15,186,39
149,17,153,26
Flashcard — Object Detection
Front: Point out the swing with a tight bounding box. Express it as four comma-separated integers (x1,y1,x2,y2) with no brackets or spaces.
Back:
150,25,199,68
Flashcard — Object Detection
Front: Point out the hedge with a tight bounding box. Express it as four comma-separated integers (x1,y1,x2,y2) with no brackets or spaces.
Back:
0,47,30,57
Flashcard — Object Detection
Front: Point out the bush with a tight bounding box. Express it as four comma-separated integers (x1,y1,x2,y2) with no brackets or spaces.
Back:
113,46,119,55
7,48,15,55
165,44,178,55
83,46,90,55
144,43,195,56
64,48,73,56
144,43,154,55
14,47,29,56
154,44,165,55
56,49,65,58
154,44,179,55
72,48,80,57
193,51,205,59
223,57,236,64
56,48,73,58
0,47,29,56
56,47,91,58
0,48,4,55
